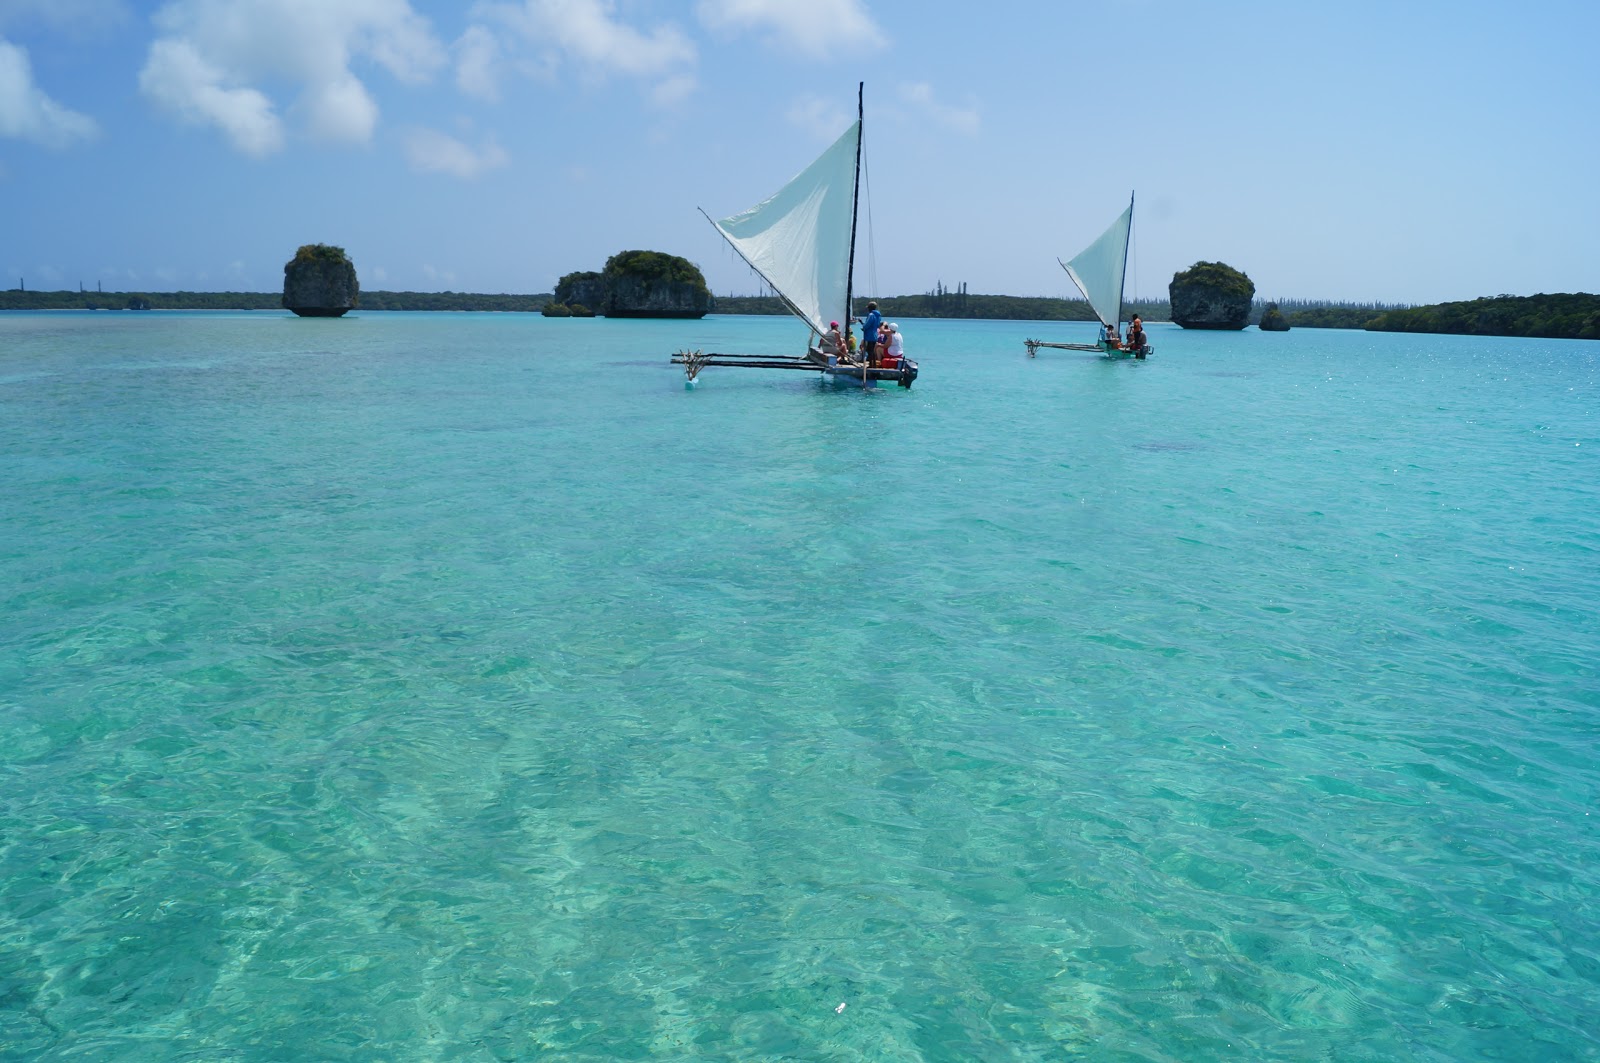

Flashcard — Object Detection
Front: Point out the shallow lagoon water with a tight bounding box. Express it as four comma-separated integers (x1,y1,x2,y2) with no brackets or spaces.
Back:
1,311,1598,1060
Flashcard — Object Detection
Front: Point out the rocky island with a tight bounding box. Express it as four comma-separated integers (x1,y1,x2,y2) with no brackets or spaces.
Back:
546,251,712,319
1169,261,1254,330
283,244,358,317
1258,302,1290,331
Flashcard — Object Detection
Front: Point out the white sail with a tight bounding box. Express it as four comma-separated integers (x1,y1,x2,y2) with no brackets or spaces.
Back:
1060,199,1133,329
707,120,859,337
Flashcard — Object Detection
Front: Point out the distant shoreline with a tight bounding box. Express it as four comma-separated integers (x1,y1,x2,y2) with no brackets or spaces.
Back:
3,289,1594,339
0,288,1355,325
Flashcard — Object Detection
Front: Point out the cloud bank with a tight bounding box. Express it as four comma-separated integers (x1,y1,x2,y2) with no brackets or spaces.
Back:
139,0,446,156
696,0,880,57
402,126,508,178
0,37,98,147
464,0,696,104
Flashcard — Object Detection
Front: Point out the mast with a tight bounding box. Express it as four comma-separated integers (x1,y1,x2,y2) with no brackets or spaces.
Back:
1119,190,1134,326
844,82,863,331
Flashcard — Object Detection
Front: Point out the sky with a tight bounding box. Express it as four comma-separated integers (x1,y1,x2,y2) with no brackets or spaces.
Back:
1,0,1596,305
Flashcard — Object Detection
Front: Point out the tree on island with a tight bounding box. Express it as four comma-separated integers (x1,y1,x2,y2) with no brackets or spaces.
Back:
1366,293,1600,340
283,244,359,317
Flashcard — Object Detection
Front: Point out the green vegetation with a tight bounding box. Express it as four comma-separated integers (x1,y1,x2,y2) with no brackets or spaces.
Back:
1366,293,1600,340
8,285,1590,338
713,291,1174,322
288,243,352,267
1171,261,1255,300
554,254,710,307
1279,302,1401,329
553,271,603,305
602,250,709,298
1258,302,1289,331
552,251,711,317
356,291,552,311
869,292,1105,321
0,290,553,312
0,290,278,311
707,294,790,316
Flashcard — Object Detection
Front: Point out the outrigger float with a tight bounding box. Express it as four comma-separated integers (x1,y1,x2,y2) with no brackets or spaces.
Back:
672,83,918,391
1025,193,1152,361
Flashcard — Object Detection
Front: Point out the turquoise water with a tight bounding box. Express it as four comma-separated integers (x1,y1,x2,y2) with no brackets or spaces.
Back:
2,310,1597,1061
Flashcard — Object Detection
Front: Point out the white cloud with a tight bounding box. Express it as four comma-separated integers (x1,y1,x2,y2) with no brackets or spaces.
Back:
140,38,282,155
298,73,379,143
0,37,98,147
140,0,447,155
468,0,695,99
402,126,508,178
696,0,879,57
651,73,696,108
786,93,848,140
898,81,978,135
454,24,502,101
421,263,457,286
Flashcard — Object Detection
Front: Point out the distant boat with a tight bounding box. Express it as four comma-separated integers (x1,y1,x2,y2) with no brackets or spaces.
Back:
673,84,917,389
1026,193,1152,360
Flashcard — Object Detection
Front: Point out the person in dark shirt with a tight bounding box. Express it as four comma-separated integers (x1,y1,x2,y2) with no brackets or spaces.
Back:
1126,315,1146,351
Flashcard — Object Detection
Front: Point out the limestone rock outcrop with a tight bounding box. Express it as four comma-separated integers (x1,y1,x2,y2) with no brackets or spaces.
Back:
283,244,358,317
555,251,712,319
553,272,607,313
1258,302,1290,331
1169,261,1254,330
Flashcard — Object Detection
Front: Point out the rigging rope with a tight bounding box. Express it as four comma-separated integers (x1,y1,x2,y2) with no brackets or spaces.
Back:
861,156,879,301
1131,204,1139,309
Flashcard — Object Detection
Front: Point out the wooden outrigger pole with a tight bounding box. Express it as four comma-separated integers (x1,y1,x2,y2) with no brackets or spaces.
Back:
1024,339,1103,356
672,352,830,374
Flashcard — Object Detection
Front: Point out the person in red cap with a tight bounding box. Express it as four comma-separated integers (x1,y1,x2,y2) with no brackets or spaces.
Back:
821,319,844,358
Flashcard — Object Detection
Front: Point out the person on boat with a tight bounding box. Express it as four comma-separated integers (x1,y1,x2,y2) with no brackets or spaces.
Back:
857,301,883,365
820,320,844,357
1126,315,1146,352
884,323,905,366
1104,322,1122,349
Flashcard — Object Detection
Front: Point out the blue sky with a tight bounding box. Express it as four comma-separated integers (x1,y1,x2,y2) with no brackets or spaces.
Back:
2,0,1595,304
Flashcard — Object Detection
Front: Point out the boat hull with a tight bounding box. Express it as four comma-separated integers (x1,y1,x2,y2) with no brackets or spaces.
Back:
1100,340,1152,360
821,358,918,388
1024,338,1151,359
671,350,918,388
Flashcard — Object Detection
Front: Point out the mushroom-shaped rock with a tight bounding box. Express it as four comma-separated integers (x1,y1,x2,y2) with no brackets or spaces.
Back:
1169,261,1254,330
283,244,359,318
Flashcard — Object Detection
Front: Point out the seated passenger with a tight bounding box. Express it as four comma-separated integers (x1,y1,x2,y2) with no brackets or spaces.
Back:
1126,315,1146,351
820,321,843,356
885,323,905,366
